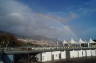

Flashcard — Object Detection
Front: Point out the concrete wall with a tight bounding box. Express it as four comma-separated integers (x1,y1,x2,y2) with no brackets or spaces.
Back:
78,50,83,57
70,50,79,58
91,50,96,56
61,51,66,59
37,52,52,62
37,50,96,62
36,53,42,62
41,52,52,62
86,50,91,56
52,51,61,60
82,50,86,57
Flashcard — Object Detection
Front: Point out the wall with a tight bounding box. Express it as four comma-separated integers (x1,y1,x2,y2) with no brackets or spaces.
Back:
86,50,91,56
37,49,96,62
37,52,52,62
52,51,61,60
91,50,96,56
61,51,66,59
78,50,83,57
70,50,79,58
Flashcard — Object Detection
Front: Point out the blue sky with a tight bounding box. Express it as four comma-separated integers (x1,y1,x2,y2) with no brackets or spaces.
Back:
19,0,96,40
0,0,96,40
19,0,96,29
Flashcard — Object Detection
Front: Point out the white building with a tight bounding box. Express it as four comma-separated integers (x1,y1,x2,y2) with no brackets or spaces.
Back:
62,40,69,47
79,38,86,44
88,38,96,47
79,38,88,47
70,38,79,47
70,38,77,44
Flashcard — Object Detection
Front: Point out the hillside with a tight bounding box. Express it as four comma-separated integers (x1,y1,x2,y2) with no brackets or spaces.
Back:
0,31,57,47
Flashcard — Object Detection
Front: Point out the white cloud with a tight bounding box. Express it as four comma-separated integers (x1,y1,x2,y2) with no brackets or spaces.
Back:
0,0,78,40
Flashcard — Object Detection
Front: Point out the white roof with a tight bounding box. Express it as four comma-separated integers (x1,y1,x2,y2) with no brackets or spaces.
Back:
70,38,77,44
89,38,95,43
63,40,68,44
79,38,86,43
